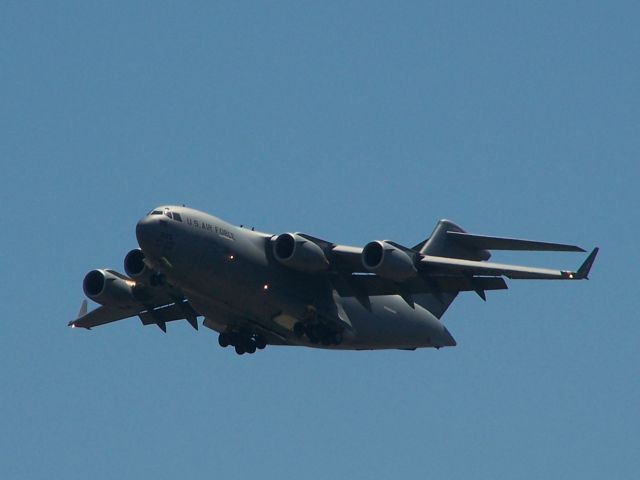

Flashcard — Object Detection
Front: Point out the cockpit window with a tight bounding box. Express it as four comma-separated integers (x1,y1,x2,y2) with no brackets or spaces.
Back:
148,208,181,221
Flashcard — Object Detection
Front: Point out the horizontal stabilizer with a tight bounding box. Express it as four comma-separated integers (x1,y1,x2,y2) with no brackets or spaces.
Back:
447,231,585,252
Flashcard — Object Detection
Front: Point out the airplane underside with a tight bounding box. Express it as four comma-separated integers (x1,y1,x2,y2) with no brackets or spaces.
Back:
80,290,455,355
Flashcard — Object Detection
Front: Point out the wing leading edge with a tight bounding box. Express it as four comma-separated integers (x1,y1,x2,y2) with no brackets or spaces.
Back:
419,247,599,280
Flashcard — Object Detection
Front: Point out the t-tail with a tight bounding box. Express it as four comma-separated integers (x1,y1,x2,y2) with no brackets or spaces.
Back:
412,220,598,318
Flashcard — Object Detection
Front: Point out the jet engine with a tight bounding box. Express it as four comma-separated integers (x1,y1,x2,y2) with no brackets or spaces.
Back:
273,233,329,273
362,241,417,282
124,248,148,279
124,248,166,289
83,269,138,307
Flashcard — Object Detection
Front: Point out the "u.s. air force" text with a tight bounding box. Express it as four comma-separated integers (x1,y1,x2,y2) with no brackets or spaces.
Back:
186,218,235,240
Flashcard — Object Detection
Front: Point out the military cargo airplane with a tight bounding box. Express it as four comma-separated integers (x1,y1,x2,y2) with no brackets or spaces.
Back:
69,206,598,355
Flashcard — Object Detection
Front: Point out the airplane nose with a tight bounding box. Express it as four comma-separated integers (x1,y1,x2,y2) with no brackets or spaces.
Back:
136,215,157,250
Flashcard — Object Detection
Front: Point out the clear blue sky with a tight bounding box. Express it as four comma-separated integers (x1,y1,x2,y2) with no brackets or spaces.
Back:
1,2,638,479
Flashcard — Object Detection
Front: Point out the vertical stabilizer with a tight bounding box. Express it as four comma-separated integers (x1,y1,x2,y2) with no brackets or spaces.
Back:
420,220,490,261
414,220,489,318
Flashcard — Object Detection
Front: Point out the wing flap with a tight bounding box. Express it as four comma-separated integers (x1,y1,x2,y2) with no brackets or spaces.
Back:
332,273,508,297
70,298,199,330
138,301,197,326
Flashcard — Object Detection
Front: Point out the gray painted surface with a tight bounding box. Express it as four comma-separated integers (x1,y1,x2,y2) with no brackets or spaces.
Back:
70,206,597,354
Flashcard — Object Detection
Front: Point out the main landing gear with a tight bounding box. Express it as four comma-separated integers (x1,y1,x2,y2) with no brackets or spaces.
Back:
293,322,343,346
218,331,267,355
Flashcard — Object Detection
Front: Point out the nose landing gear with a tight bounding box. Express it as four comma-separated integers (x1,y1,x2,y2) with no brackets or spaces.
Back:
218,331,267,355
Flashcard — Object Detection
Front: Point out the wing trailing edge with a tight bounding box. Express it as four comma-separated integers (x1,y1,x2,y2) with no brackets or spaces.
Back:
69,299,200,331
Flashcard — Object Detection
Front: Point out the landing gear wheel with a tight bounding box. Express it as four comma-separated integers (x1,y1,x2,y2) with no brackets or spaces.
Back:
255,336,267,350
218,333,230,348
234,344,246,355
246,341,257,354
293,322,305,337
306,326,319,344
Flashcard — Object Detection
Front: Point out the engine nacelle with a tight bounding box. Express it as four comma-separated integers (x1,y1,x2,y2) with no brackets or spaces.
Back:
124,248,167,291
124,248,151,279
362,241,417,282
83,269,138,307
273,233,329,273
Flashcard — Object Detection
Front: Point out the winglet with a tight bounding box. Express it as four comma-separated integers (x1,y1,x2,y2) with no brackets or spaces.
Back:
68,300,90,329
78,299,88,317
575,247,599,279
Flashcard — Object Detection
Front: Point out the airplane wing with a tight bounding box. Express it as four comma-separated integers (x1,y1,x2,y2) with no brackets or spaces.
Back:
329,244,365,271
70,302,139,329
331,273,508,298
302,234,598,298
419,247,598,280
70,298,199,332
326,244,598,279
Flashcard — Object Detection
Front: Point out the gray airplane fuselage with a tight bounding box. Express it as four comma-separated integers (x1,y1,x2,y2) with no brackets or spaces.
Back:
136,206,456,350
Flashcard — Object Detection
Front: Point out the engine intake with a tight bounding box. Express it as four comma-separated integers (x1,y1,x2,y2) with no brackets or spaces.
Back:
124,248,148,278
273,233,329,273
362,241,417,282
